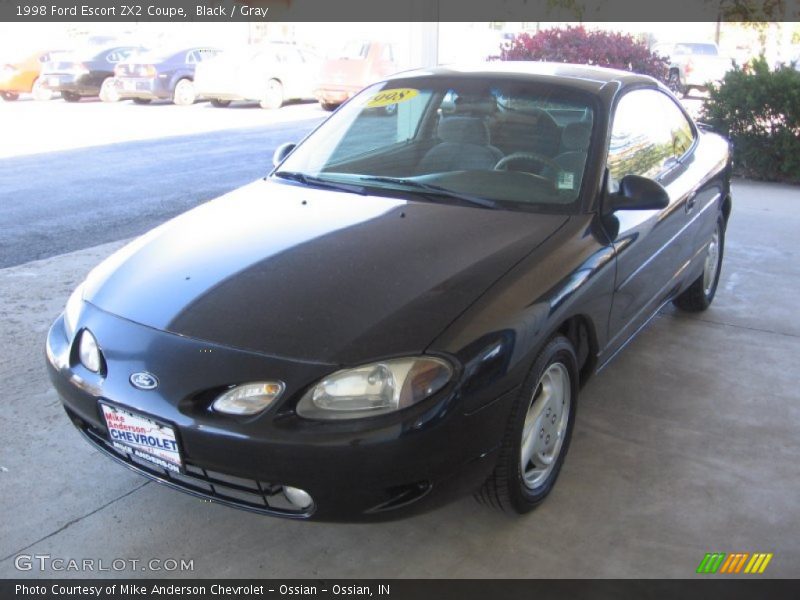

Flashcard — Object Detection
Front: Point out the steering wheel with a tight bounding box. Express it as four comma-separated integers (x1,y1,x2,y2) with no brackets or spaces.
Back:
494,152,562,177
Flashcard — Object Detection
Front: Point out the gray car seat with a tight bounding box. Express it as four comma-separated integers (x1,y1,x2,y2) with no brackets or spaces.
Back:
418,117,503,174
553,121,592,192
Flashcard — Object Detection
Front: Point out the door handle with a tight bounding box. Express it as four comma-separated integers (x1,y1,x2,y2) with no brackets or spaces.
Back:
685,191,697,213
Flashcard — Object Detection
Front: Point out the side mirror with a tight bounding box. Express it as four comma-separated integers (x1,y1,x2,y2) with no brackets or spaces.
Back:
272,142,297,168
604,174,670,213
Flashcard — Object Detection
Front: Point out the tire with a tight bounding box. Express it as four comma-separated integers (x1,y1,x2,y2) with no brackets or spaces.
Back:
476,334,578,514
0,91,19,101
259,79,284,110
62,91,81,103
667,70,685,97
320,101,339,112
210,98,231,108
99,77,120,102
132,98,152,105
673,217,725,312
172,78,196,106
31,78,53,101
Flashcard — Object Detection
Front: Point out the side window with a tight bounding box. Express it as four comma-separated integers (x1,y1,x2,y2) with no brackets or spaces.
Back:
607,89,680,191
280,48,304,65
196,49,217,62
655,93,696,159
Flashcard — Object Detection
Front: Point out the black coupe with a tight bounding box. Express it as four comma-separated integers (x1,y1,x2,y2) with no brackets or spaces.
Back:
46,63,732,521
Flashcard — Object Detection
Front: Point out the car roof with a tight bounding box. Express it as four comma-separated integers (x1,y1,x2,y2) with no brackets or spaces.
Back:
387,62,657,93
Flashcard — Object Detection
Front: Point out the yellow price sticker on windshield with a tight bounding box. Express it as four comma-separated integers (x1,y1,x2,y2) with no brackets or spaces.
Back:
366,88,419,108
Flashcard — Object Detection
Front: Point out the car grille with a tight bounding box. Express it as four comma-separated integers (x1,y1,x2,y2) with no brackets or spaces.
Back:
68,409,313,518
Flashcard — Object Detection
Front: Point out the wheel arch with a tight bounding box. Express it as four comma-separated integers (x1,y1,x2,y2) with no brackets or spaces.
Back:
554,314,599,387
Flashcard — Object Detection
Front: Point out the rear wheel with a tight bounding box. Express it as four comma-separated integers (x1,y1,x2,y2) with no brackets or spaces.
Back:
673,217,725,312
62,91,81,103
476,335,578,513
173,79,196,106
31,78,53,101
99,77,120,102
210,98,231,108
0,91,19,101
132,98,152,105
259,79,284,109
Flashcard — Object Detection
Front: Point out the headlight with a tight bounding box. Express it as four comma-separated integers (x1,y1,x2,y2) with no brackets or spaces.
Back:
63,284,85,341
212,382,285,416
78,329,102,373
296,357,453,420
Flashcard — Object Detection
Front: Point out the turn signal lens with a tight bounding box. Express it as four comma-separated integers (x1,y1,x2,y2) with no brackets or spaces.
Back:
63,283,84,341
212,382,285,415
296,357,453,420
78,329,102,373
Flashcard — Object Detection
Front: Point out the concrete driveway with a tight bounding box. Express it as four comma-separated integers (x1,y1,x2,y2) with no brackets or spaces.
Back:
0,179,798,579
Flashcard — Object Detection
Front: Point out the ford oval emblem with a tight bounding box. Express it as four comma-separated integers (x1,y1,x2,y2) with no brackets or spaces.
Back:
130,372,158,390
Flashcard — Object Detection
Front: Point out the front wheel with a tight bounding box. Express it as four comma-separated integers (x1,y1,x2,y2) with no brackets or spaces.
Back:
0,91,20,101
99,77,120,102
667,70,685,97
673,217,725,312
172,79,196,106
31,78,53,101
259,79,284,109
476,335,578,513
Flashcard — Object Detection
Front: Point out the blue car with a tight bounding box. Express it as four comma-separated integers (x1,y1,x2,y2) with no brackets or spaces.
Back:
114,46,220,105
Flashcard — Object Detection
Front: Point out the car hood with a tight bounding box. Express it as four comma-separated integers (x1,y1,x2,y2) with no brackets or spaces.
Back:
84,179,568,365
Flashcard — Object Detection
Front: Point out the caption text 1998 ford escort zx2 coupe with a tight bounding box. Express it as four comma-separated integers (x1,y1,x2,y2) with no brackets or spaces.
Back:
46,63,731,521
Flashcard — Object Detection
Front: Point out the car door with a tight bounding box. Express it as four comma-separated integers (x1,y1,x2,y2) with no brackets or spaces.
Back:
603,88,698,357
273,46,309,98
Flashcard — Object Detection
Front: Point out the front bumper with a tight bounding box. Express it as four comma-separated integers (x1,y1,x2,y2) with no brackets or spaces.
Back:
46,304,514,521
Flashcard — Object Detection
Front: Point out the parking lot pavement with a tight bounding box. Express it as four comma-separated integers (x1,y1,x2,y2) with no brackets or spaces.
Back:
0,104,323,268
0,179,798,578
0,97,325,159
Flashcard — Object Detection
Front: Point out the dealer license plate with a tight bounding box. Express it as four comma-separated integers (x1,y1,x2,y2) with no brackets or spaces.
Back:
100,403,182,473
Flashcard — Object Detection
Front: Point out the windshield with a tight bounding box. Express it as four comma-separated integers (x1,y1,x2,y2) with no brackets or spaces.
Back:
276,76,595,212
674,43,718,55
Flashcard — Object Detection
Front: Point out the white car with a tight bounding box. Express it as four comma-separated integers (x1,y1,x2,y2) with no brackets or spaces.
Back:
654,42,732,96
194,43,320,109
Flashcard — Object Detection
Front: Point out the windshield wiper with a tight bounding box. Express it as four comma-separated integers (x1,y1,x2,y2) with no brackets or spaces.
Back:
273,171,367,195
359,176,498,209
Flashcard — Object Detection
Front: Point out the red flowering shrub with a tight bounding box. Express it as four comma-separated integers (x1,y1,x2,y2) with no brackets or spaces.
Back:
497,26,669,82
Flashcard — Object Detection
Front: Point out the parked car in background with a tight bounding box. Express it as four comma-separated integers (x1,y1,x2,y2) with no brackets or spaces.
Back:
654,42,732,96
42,45,145,103
315,40,398,110
0,49,65,101
114,46,220,105
195,43,320,109
774,47,800,71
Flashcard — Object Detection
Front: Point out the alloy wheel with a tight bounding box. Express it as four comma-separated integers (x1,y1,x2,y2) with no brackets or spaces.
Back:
520,362,571,489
